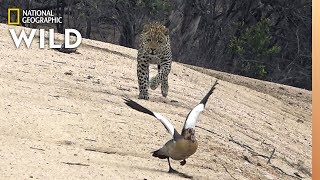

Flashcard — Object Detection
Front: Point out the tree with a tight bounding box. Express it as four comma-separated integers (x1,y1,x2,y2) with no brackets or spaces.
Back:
229,18,281,79
167,0,311,89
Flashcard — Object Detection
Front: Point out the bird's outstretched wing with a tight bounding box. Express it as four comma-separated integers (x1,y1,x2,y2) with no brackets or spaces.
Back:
124,98,178,138
182,80,218,132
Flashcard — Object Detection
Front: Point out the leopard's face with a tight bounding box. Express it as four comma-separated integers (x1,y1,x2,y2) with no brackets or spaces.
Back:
141,22,169,55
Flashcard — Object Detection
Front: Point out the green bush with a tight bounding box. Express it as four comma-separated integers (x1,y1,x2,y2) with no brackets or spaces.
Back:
229,18,281,79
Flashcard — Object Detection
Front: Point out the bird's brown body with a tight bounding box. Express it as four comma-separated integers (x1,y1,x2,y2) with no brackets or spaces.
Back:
159,138,198,160
153,128,198,161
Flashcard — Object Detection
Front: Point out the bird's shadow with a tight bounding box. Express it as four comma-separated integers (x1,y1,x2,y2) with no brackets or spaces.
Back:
135,166,193,179
169,170,193,179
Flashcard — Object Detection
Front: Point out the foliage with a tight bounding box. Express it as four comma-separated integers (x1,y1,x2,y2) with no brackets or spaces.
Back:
230,19,281,57
229,18,281,79
241,62,267,79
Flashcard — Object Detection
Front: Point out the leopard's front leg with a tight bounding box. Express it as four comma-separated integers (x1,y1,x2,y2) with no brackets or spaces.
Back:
150,62,171,97
150,64,161,90
137,59,150,100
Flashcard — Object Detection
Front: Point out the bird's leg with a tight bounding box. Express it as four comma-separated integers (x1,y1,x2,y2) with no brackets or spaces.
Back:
167,158,178,173
180,159,186,166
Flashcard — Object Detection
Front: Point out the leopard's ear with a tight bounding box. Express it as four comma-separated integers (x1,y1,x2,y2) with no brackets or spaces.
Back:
163,27,169,36
143,24,150,33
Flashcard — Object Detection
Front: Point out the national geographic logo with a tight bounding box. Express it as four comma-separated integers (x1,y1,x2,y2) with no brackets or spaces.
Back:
8,8,20,25
8,8,63,25
7,8,81,49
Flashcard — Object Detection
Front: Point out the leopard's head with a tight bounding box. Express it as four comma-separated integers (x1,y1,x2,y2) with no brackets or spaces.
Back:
141,22,169,55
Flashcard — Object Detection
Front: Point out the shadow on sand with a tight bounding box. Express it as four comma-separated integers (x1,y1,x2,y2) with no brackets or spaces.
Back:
135,166,193,179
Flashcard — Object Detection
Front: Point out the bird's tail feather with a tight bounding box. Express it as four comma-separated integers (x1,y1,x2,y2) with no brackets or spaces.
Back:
152,149,168,159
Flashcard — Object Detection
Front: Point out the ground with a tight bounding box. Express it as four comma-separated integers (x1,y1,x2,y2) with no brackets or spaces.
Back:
0,24,311,179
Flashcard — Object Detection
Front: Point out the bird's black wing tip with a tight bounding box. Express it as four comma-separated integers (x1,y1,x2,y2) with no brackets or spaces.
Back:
210,80,219,91
123,98,131,106
123,97,137,108
123,97,154,116
200,80,219,106
123,97,137,105
123,97,130,101
208,80,219,94
213,79,219,86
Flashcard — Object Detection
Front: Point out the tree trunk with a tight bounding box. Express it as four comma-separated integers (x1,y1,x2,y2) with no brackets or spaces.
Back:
86,13,91,38
119,22,135,48
56,0,64,33
168,0,202,61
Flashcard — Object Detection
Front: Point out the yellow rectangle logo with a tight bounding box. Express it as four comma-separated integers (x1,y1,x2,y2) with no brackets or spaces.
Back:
8,8,20,25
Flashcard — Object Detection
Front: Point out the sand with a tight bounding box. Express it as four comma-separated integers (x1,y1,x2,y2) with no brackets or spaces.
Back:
0,24,311,179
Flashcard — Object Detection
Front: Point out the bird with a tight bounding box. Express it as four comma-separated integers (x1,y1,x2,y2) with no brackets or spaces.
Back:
124,80,218,173
55,43,79,54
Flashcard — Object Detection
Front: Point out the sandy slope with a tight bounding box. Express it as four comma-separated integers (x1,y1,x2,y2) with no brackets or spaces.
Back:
0,24,311,179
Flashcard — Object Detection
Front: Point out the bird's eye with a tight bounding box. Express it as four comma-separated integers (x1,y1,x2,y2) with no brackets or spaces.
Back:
147,39,151,42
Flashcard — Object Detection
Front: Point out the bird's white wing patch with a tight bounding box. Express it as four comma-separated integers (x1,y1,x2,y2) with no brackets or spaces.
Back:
184,104,205,129
153,112,175,137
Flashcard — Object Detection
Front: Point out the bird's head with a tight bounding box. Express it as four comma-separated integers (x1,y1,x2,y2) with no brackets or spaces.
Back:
183,128,196,142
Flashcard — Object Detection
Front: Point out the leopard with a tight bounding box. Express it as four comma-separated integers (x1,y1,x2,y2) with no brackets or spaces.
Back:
137,22,173,100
